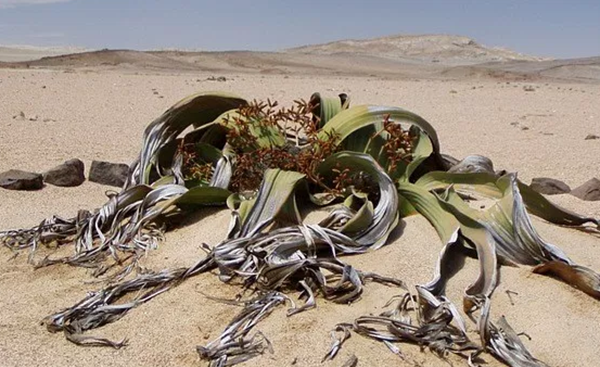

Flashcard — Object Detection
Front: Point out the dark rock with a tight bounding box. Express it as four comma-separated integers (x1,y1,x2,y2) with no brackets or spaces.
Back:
12,111,25,120
0,169,43,190
530,177,571,195
585,134,599,140
88,161,129,187
207,76,227,82
43,159,85,187
440,154,460,170
570,178,600,201
448,155,495,175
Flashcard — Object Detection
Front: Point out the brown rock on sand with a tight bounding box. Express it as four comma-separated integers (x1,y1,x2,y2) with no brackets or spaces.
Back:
88,160,129,187
530,177,571,195
0,169,43,190
570,178,600,201
43,158,85,187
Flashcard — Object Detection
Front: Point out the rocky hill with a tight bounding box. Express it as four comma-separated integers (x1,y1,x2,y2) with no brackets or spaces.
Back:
286,34,545,65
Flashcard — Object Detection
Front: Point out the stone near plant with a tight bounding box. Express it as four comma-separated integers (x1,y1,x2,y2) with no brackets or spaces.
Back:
88,160,129,187
570,178,600,201
43,159,85,187
0,169,43,190
448,155,495,175
530,177,570,195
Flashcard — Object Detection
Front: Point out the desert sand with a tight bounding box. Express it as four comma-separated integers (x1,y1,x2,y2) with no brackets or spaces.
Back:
1,40,600,367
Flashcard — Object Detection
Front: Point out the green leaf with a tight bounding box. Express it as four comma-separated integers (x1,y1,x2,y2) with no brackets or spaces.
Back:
176,186,231,206
318,151,399,249
415,171,502,199
397,182,458,243
310,92,348,128
318,105,441,157
402,129,434,182
240,169,306,236
340,200,375,235
217,110,286,150
129,92,247,186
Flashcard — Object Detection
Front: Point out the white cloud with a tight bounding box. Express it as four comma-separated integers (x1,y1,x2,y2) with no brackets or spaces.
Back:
0,0,74,9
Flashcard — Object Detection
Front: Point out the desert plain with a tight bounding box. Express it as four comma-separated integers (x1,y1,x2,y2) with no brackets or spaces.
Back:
1,36,600,366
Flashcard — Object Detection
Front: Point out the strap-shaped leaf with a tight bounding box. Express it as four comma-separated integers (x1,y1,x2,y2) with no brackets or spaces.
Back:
310,92,349,128
397,182,458,243
318,151,399,249
240,169,306,237
318,105,441,161
127,92,247,187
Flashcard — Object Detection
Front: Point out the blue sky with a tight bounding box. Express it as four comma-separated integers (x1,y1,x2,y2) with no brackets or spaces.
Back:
0,0,599,58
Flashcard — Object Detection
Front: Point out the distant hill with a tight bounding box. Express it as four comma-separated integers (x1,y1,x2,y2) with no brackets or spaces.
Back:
286,34,546,65
1,34,598,83
0,45,87,62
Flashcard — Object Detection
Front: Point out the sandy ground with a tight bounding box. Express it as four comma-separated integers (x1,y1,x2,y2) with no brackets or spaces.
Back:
1,68,599,367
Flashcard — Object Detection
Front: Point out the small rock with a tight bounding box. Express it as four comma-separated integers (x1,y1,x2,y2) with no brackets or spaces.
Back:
88,161,129,187
43,159,85,187
0,169,44,190
521,126,530,131
13,111,25,120
523,86,535,92
28,115,39,121
570,178,600,201
206,76,227,82
450,90,458,94
448,155,495,175
342,355,358,367
585,134,599,140
530,177,571,195
153,90,159,95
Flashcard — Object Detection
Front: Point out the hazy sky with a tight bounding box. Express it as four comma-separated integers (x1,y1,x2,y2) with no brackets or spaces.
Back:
0,0,599,58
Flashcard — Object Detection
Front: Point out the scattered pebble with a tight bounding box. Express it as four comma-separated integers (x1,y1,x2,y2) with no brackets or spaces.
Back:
207,76,227,82
12,111,25,120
